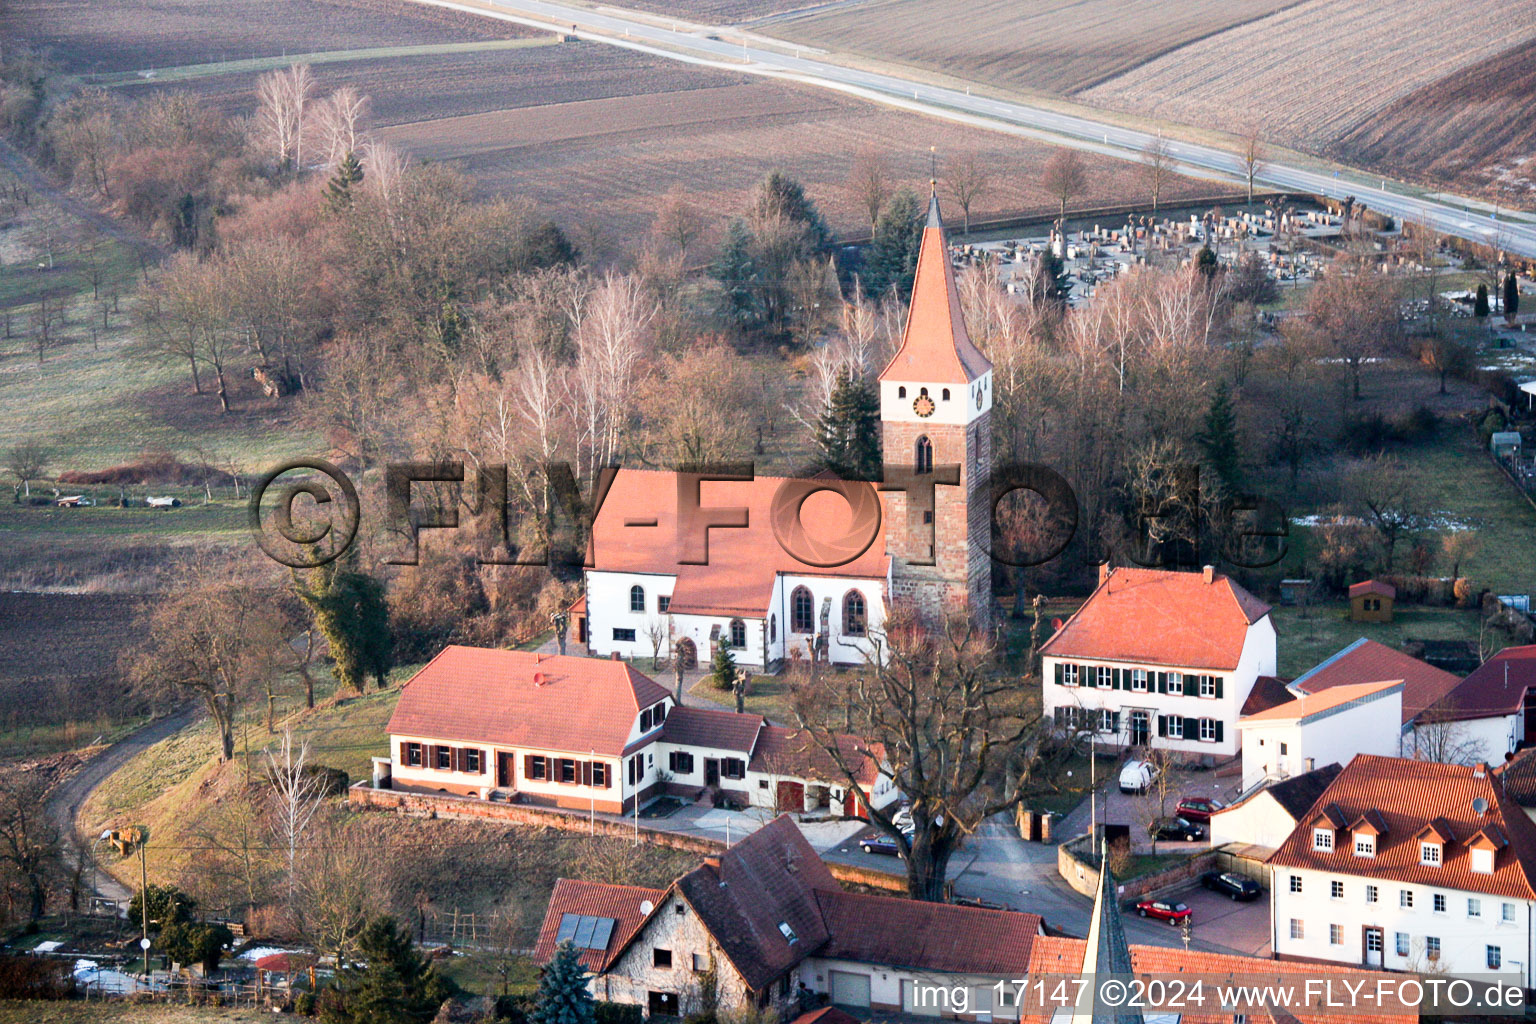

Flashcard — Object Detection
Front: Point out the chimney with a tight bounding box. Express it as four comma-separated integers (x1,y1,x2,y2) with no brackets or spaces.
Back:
1474,763,1488,779
1098,562,1112,586
610,651,621,661
1202,564,1215,584
702,855,721,870
534,652,544,664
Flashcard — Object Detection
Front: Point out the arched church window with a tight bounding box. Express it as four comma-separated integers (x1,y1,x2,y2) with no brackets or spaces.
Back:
769,614,777,642
942,388,950,401
729,618,746,648
791,587,814,633
843,591,867,637
629,585,645,612
898,386,906,398
915,436,933,475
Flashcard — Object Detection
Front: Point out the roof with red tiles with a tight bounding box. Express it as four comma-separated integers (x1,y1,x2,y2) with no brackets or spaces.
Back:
877,194,991,386
1497,746,1536,806
1023,936,1414,1024
1268,754,1536,900
1241,675,1296,717
589,470,888,618
1425,644,1536,722
1348,579,1396,599
815,889,1041,975
1290,638,1460,725
387,646,670,756
1240,679,1401,724
533,878,666,972
748,725,884,788
663,706,764,753
1038,567,1271,671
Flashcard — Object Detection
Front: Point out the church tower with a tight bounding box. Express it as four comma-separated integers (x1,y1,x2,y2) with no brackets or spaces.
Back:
877,192,992,627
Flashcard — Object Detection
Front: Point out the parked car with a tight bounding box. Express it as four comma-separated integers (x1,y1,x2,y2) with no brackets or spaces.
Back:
1135,899,1191,926
1201,871,1261,901
1150,816,1206,842
1119,760,1158,794
1175,796,1226,822
858,826,913,856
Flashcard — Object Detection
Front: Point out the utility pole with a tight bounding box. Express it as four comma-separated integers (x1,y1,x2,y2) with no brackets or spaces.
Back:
139,837,150,978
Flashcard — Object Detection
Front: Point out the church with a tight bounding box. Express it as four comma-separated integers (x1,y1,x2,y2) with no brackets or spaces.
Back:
573,194,994,671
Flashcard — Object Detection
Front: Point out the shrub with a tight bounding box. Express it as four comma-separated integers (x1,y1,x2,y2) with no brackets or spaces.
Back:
294,991,318,1017
0,954,74,999
128,884,195,928
595,1003,643,1024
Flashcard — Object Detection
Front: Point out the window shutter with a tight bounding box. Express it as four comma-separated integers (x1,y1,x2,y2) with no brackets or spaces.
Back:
399,742,409,765
1112,668,1122,689
1111,711,1121,733
1054,663,1063,686
1155,672,1166,694
1214,676,1224,698
524,755,535,778
582,761,592,786
1183,717,1199,739
1157,715,1167,737
479,750,488,775
1215,721,1225,743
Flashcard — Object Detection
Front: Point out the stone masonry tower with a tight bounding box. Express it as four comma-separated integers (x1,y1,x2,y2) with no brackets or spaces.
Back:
877,192,993,627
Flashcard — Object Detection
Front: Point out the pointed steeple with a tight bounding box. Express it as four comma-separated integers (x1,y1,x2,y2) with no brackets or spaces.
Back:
877,194,992,386
1073,841,1143,1024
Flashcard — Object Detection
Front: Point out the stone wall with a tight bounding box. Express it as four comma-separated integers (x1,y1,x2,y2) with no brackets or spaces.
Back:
1056,833,1221,901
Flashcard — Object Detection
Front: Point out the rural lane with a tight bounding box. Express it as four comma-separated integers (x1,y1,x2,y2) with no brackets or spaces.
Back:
410,0,1536,258
47,708,197,907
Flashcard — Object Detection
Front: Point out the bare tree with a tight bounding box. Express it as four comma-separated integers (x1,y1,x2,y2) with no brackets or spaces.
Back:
294,813,377,968
1348,454,1420,570
942,149,992,234
643,618,670,671
312,86,370,170
1304,256,1403,400
651,184,705,258
793,609,1067,901
1408,706,1487,765
256,64,314,172
1041,149,1089,223
1239,126,1265,206
1141,135,1172,216
847,145,892,236
1441,531,1480,582
266,731,328,909
0,771,62,923
5,442,49,498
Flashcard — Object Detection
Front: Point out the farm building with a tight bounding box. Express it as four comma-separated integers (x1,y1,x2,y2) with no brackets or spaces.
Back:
376,646,896,817
1348,579,1396,622
1289,637,1462,753
534,815,1044,1018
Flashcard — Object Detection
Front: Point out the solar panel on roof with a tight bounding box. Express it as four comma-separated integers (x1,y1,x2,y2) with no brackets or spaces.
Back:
572,915,598,949
555,914,580,945
590,917,615,950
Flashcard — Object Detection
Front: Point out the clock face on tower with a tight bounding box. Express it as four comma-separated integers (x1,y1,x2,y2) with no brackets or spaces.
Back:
913,393,936,418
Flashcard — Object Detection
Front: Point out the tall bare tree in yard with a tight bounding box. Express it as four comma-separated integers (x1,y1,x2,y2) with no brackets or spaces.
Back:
847,145,892,236
651,184,705,258
942,149,991,234
266,731,327,909
6,441,49,498
127,583,286,762
295,814,377,968
1141,135,1172,216
1040,149,1088,223
792,609,1065,901
0,771,62,923
1348,454,1420,570
1239,126,1265,206
1304,257,1402,400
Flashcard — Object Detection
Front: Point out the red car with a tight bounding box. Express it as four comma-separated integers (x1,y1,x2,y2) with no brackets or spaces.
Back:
1175,796,1226,823
1135,899,1192,926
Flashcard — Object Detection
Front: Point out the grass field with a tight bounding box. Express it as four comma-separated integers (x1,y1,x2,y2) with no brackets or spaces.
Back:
0,1005,276,1024
769,0,1298,95
1080,0,1536,152
1270,603,1483,679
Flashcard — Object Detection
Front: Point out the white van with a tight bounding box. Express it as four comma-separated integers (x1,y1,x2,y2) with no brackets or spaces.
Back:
1118,759,1158,795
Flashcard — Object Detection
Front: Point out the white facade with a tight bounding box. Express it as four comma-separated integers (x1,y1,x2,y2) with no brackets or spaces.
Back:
800,956,1021,1018
1402,713,1515,765
879,370,993,427
1208,789,1305,850
1239,685,1401,790
1042,615,1276,760
1270,864,1536,987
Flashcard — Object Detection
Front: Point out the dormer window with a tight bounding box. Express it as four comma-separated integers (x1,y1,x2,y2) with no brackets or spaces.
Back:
1420,842,1442,867
1472,847,1495,874
1312,828,1334,852
1354,835,1375,857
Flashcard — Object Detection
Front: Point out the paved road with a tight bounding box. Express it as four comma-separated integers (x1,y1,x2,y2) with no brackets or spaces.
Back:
46,709,197,906
416,0,1536,258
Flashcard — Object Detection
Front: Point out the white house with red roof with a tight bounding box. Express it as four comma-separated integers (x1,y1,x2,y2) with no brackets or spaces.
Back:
380,646,895,816
1410,644,1536,762
1269,754,1536,987
1039,565,1276,759
578,194,993,671
1237,680,1401,790
1287,637,1463,757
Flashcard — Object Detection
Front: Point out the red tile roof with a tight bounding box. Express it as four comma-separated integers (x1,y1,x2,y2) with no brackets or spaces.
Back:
386,646,670,756
1291,638,1460,725
1024,936,1413,1024
533,878,665,971
1241,675,1296,716
589,470,888,618
1497,746,1536,806
877,194,991,386
1268,754,1536,900
1240,680,1400,724
748,725,884,788
816,889,1040,975
1348,579,1396,599
1039,567,1270,671
663,706,763,753
1426,644,1536,721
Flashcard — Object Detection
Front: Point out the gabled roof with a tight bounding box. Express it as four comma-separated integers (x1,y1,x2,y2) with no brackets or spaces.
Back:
1077,840,1138,1024
1269,755,1536,899
877,193,991,386
748,725,884,788
663,706,763,753
1414,818,1455,844
1240,680,1401,725
1039,567,1270,671
1221,763,1343,820
386,647,669,756
1311,802,1349,830
533,878,665,971
1426,645,1536,722
1241,675,1296,717
1497,745,1536,806
792,1009,861,1024
1349,579,1396,599
1290,638,1460,725
588,470,889,618
814,889,1041,975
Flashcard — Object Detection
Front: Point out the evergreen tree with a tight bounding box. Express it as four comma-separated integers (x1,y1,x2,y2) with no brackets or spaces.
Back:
711,218,760,327
1195,244,1218,278
348,915,448,1024
709,641,737,692
293,560,393,693
1474,283,1490,318
1195,380,1241,489
751,170,830,250
863,188,923,298
159,921,234,973
815,369,882,480
325,151,364,211
1506,272,1520,320
532,942,596,1024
